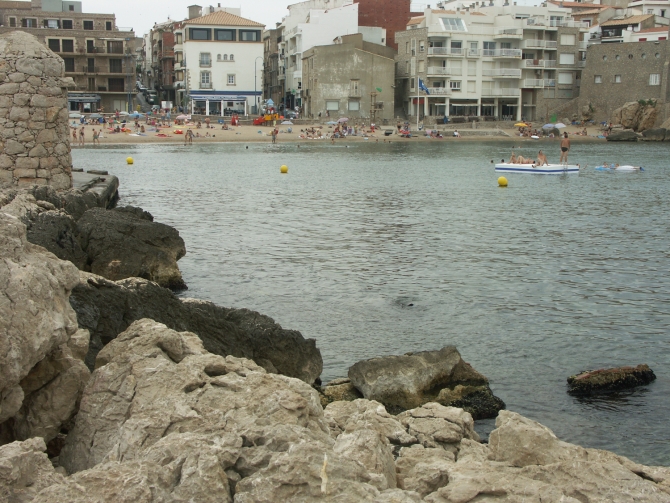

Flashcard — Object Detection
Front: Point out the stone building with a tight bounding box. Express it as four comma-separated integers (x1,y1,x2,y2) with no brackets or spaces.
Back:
0,0,140,113
302,33,395,123
263,27,283,109
0,31,73,189
150,19,177,105
578,40,670,123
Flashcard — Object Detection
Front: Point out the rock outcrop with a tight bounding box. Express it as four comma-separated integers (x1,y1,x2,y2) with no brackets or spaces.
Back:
568,365,656,395
641,128,667,141
611,101,659,132
69,272,322,383
5,320,666,502
606,130,639,142
0,212,81,427
348,347,504,418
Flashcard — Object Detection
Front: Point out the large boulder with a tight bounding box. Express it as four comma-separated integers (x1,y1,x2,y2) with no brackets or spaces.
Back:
567,365,656,396
69,272,322,383
641,128,667,141
0,212,80,424
606,130,639,142
348,347,504,417
619,101,641,129
77,207,187,290
638,105,658,132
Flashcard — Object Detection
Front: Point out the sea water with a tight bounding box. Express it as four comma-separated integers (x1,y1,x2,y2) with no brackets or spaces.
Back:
73,140,670,465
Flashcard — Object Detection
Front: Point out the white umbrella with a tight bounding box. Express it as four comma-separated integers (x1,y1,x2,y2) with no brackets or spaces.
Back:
69,112,82,118
337,117,349,123
554,122,567,128
281,120,293,125
176,114,189,120
119,111,129,116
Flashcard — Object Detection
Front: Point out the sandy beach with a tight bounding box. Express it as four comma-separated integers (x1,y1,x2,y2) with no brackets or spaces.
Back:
70,122,608,146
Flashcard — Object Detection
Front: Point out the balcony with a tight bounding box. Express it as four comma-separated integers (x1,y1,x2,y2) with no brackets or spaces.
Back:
483,68,522,78
468,49,479,57
482,88,520,97
577,60,586,68
199,61,211,68
523,78,544,88
278,73,286,81
427,66,461,76
549,20,588,28
525,17,547,28
426,87,450,95
174,62,182,70
82,66,100,74
349,89,361,97
544,41,558,49
483,49,522,58
494,28,523,39
85,46,105,54
522,59,544,68
579,40,588,50
544,60,557,68
544,79,556,87
523,39,546,49
199,82,212,89
428,47,464,56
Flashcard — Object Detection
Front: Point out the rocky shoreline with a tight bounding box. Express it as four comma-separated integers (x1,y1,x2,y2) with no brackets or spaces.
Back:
2,182,669,502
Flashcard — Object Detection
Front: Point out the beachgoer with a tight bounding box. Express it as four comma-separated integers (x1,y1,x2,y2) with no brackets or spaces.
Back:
271,128,277,144
72,127,77,142
92,128,99,146
509,150,517,164
560,132,570,163
453,130,461,138
537,150,548,166
78,127,85,146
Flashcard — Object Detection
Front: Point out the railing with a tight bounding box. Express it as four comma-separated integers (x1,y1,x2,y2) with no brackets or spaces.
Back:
349,90,361,97
87,47,105,54
522,59,544,68
579,41,588,50
526,17,547,27
199,82,212,89
428,47,464,56
494,28,522,38
82,66,100,73
426,87,450,95
577,60,586,67
549,20,589,28
427,66,461,76
523,39,545,48
482,88,520,97
468,49,479,56
523,78,544,87
486,49,522,58
545,41,558,49
544,79,556,87
482,68,522,77
544,60,557,68
199,61,211,67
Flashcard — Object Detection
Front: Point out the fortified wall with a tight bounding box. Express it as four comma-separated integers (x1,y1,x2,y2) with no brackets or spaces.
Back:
0,31,73,189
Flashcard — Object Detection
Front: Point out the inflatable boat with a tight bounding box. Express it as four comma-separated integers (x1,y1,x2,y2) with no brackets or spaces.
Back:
494,163,580,175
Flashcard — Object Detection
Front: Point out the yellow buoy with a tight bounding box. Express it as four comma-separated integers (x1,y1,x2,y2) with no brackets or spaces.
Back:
498,176,508,187
126,157,134,165
280,164,288,174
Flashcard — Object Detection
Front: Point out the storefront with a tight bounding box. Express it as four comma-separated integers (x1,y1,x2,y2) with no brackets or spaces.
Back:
189,94,249,116
67,93,101,112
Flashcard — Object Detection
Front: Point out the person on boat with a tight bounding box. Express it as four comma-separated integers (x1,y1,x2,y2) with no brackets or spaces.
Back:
559,132,571,163
509,150,517,164
537,150,548,166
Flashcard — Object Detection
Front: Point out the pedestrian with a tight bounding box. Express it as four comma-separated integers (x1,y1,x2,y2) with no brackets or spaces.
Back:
185,129,193,144
271,128,277,144
72,126,77,143
92,128,100,146
115,109,120,121
78,126,85,146
559,132,570,164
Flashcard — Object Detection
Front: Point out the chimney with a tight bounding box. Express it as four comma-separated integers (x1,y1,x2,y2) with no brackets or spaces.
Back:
188,5,202,19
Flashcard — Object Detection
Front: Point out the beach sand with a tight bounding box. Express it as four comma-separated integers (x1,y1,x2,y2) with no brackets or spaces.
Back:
71,122,608,146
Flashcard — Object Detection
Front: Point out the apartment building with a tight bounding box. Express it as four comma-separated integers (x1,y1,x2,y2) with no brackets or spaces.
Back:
150,19,177,105
302,33,395,122
394,0,588,123
263,28,283,108
0,0,139,112
172,8,264,116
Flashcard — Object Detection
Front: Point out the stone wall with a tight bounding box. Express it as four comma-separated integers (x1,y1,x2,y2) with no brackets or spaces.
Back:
0,31,73,189
578,40,670,124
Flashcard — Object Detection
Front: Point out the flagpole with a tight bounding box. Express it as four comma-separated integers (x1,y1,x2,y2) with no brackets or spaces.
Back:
416,75,420,133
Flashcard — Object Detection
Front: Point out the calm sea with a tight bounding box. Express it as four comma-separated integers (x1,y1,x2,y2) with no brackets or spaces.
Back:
73,139,670,465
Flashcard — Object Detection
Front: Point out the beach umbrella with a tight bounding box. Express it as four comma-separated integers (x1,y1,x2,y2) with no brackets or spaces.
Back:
514,122,529,127
326,121,338,125
337,117,349,123
281,120,293,125
554,122,567,128
119,111,129,116
69,112,82,118
129,112,145,118
89,113,103,119
266,99,274,105
542,123,556,129
176,114,189,120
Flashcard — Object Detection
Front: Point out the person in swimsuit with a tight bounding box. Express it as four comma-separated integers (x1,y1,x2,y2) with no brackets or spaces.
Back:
537,150,548,166
78,127,85,146
560,132,570,163
92,128,99,146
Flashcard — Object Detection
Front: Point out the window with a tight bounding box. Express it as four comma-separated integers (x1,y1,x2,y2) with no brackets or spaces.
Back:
176,33,182,44
649,73,660,85
190,28,211,40
662,9,666,17
558,72,573,84
326,100,339,111
348,100,360,111
217,54,221,61
468,60,477,76
419,41,425,53
614,74,621,83
62,40,74,52
227,74,236,85
107,41,123,54
9,17,16,27
109,59,122,73
63,58,75,72
214,29,235,41
201,71,211,84
450,80,461,91
62,19,72,29
411,39,416,56
48,39,61,52
22,18,38,27
230,54,234,61
441,17,466,31
406,41,409,54
559,53,575,65
467,80,476,92
411,57,416,75
418,60,425,72
350,79,360,96
240,30,261,41
410,78,414,90
44,19,59,28
106,21,112,30
200,53,211,67
483,41,496,56
108,78,124,92
69,4,74,11
83,20,94,30
594,75,602,84
560,34,575,45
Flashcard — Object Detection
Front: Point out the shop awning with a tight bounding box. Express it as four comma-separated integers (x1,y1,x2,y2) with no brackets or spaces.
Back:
189,94,248,101
67,93,101,103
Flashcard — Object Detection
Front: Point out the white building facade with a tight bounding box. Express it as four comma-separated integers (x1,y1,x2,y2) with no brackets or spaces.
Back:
395,0,589,123
174,10,264,116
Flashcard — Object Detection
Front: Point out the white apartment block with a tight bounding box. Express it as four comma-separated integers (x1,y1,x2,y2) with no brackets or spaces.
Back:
395,0,589,123
173,9,264,116
277,0,385,110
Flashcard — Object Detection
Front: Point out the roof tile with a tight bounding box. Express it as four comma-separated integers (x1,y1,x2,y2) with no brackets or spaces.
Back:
185,10,264,27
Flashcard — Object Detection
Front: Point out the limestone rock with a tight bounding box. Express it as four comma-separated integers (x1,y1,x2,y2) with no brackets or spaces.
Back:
26,209,87,268
0,212,79,423
321,378,362,404
70,272,322,383
638,105,658,132
348,346,502,416
660,116,670,130
619,101,641,129
641,128,667,141
567,364,656,395
333,428,397,490
395,445,454,497
0,437,64,503
606,130,638,142
396,403,479,451
77,207,187,290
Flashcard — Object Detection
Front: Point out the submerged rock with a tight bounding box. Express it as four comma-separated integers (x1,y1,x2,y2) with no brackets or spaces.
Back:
348,346,504,418
567,364,656,396
606,130,639,142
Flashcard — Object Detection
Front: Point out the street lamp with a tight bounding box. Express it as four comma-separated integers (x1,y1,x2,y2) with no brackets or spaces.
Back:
254,56,263,115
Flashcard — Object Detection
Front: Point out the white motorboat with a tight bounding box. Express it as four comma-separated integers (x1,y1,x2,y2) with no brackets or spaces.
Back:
495,163,580,175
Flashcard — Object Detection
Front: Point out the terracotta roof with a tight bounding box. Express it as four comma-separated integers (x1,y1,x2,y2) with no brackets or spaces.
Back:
0,1,30,9
470,11,487,16
573,7,613,16
636,26,669,33
548,1,607,9
407,16,425,25
184,10,264,27
600,14,654,26
431,9,456,14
